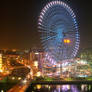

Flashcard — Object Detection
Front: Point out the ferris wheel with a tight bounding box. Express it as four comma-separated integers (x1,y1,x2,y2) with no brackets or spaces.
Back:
38,1,80,63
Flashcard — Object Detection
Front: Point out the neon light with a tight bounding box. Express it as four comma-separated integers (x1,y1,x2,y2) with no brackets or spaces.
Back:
38,1,80,63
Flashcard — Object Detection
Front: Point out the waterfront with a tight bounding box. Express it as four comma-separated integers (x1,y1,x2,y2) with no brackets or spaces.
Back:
26,84,92,92
0,0,92,91
1,82,92,92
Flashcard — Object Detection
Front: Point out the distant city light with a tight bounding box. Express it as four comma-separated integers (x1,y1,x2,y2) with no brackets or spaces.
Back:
30,71,33,76
36,85,41,90
18,77,21,80
0,54,2,71
27,65,31,69
12,77,15,80
34,61,38,68
0,69,3,72
35,52,39,55
36,72,41,77
57,64,61,68
22,79,27,84
12,49,16,52
77,60,88,65
27,74,30,79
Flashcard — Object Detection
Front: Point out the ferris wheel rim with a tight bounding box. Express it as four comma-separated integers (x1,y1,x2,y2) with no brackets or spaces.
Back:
38,1,80,63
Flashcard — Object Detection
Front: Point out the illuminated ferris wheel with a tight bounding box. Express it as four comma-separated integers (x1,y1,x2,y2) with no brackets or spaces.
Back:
38,1,80,63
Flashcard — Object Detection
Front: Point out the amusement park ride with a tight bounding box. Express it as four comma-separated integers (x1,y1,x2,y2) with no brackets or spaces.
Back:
38,1,80,65
38,0,80,77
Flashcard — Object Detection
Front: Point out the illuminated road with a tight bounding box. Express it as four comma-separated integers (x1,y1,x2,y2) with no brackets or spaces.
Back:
7,65,31,92
7,83,29,92
10,66,28,70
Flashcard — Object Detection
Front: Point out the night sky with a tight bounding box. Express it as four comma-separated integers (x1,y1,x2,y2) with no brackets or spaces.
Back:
0,0,92,50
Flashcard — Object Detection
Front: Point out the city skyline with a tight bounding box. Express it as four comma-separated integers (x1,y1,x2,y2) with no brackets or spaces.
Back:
0,1,92,91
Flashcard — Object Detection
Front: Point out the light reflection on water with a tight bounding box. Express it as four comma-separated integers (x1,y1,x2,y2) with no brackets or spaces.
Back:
32,84,92,92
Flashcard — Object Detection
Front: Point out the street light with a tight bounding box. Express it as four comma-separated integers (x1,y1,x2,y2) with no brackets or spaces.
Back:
22,79,27,84
36,85,41,90
12,77,15,80
18,77,21,80
1,90,4,92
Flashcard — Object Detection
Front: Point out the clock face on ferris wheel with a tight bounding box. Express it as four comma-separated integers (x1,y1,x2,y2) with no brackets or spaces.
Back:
38,1,80,63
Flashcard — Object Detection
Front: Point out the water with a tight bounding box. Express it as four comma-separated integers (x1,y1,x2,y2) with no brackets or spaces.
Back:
28,84,92,92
